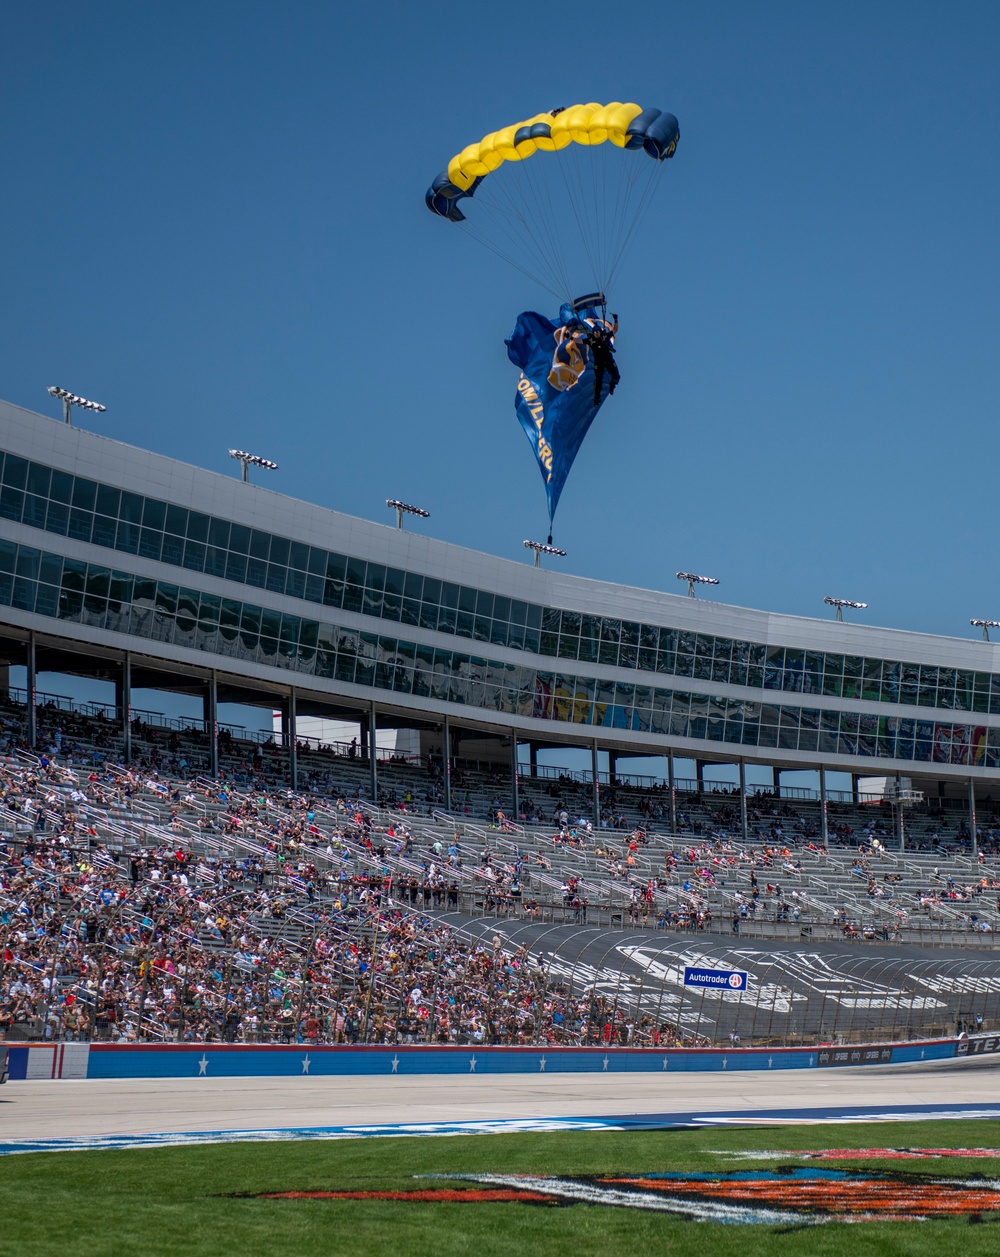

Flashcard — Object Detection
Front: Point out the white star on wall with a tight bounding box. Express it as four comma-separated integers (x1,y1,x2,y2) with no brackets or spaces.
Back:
469,1055,477,1072
390,1055,400,1073
197,1055,208,1075
301,1055,311,1074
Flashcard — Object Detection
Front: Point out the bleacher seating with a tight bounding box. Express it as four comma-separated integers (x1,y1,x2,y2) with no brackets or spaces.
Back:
3,686,1000,1049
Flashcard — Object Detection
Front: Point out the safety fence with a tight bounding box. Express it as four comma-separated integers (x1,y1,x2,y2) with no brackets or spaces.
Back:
3,1034,977,1081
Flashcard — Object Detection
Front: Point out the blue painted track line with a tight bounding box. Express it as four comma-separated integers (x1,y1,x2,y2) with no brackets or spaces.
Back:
3,1102,1000,1156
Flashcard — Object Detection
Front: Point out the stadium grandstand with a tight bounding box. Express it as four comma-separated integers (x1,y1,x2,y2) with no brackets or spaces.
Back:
3,395,1000,1052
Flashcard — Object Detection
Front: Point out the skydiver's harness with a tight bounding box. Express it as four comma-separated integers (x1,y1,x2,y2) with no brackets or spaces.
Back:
588,324,620,403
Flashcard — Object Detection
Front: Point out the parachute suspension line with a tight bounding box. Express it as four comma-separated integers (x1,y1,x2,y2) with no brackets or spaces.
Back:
483,165,555,284
522,149,581,299
596,144,611,288
462,145,573,297
595,144,614,290
452,140,669,303
458,219,566,302
472,177,561,288
581,146,607,289
472,206,564,299
602,152,646,287
468,172,571,299
605,152,639,284
604,159,663,294
559,152,602,292
479,157,573,299
579,147,605,289
509,153,575,298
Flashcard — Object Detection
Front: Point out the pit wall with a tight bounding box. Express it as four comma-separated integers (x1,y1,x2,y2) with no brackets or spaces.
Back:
6,1036,988,1081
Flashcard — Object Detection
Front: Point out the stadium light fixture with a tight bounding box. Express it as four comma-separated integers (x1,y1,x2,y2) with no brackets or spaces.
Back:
386,499,430,530
524,539,566,568
824,596,868,622
48,386,106,426
676,571,719,598
971,618,1000,642
229,449,278,483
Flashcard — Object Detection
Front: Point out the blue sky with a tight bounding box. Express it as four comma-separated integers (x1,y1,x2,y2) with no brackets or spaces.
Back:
3,1,999,642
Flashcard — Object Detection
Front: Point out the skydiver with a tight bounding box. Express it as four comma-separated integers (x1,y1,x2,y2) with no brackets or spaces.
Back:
588,315,620,405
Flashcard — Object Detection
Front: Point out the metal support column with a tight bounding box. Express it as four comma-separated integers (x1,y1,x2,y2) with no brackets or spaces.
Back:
819,764,828,847
287,689,297,791
26,632,37,748
667,751,677,833
205,671,218,778
510,737,519,821
696,759,705,794
369,702,378,802
592,741,600,827
773,766,781,798
120,654,132,763
969,777,978,859
738,759,748,842
442,719,452,812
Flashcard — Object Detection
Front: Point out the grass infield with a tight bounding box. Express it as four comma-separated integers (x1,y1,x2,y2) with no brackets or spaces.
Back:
2,1119,1000,1256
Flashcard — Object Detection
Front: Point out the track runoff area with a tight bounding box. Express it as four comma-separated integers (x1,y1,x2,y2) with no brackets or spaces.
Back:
4,1049,1000,1155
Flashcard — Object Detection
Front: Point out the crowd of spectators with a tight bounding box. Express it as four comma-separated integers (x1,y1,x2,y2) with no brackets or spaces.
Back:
0,751,709,1048
4,690,1000,1048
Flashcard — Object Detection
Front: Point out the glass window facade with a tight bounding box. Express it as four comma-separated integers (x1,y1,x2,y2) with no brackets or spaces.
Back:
1,535,996,769
3,449,998,718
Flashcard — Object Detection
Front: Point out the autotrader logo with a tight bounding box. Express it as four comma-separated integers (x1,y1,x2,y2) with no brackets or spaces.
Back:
683,966,750,990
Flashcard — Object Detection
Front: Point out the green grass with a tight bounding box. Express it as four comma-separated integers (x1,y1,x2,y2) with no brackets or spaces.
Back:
3,1120,1000,1256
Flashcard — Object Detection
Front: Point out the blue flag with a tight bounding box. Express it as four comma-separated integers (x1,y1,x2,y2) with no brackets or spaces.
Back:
506,301,616,531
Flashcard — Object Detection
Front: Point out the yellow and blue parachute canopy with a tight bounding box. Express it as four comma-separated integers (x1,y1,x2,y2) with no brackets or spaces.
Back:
426,102,679,222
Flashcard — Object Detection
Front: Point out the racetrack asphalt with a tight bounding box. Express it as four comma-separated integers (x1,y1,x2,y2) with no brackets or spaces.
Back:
3,1054,999,1149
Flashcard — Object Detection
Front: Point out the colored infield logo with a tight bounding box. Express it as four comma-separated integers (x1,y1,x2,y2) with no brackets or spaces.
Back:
260,1154,1000,1224
718,1147,1000,1161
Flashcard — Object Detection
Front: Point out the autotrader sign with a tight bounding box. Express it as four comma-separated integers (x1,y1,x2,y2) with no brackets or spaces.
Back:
683,967,749,991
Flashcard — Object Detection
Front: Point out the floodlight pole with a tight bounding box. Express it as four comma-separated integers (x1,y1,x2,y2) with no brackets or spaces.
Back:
229,449,278,484
971,619,1000,642
676,571,719,599
824,597,868,623
386,499,430,531
47,386,106,427
524,540,566,568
